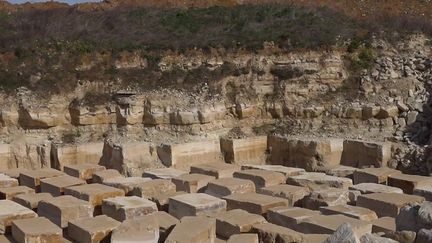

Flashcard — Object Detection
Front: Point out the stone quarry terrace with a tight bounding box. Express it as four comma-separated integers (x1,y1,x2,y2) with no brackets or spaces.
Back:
0,136,431,243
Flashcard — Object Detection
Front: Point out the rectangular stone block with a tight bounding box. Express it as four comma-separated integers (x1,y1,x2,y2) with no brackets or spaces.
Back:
64,163,106,181
157,140,223,169
102,177,151,195
0,174,18,188
387,173,432,194
205,178,256,198
257,184,309,207
51,142,104,170
286,172,353,189
0,168,29,179
371,217,395,233
68,215,121,243
92,169,124,184
324,165,358,179
298,214,372,237
143,168,187,180
111,215,159,243
223,193,288,215
131,179,177,199
0,186,34,200
11,217,63,243
102,196,157,222
0,200,37,234
414,185,432,201
353,167,401,185
172,174,215,193
12,192,53,211
240,165,305,178
227,234,258,243
303,188,349,210
145,211,179,242
169,193,226,219
233,169,285,188
152,191,187,211
252,223,303,243
19,168,65,192
165,216,216,243
38,195,94,228
40,175,86,196
220,136,267,165
215,209,266,239
357,193,425,217
64,184,125,208
267,206,320,231
190,163,240,179
320,205,378,221
350,183,403,194
341,140,391,168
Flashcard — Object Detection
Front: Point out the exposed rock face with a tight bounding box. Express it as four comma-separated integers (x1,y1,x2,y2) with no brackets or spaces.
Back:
341,140,392,168
51,143,103,170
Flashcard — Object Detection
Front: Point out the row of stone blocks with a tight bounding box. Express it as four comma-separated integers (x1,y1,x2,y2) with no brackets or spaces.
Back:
0,162,431,242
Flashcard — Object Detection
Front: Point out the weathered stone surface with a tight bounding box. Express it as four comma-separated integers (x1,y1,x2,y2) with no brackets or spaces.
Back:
286,172,353,189
68,215,121,243
143,168,187,180
324,165,358,178
19,168,65,192
220,136,267,165
303,187,349,210
40,175,86,196
413,185,432,201
227,234,258,243
350,183,403,194
0,186,34,200
165,216,216,243
146,211,178,242
13,192,53,211
215,209,267,239
102,196,158,222
64,183,125,209
157,140,223,169
51,143,104,170
0,235,14,243
298,214,372,237
0,174,18,188
11,217,63,243
131,179,177,199
0,168,29,179
353,168,401,185
152,191,187,211
241,165,305,178
111,215,159,243
396,202,432,232
360,233,398,243
172,173,215,193
303,234,330,243
252,222,304,243
190,163,240,179
223,193,288,215
103,177,151,195
371,217,395,233
267,206,320,231
323,223,360,243
233,169,285,188
416,228,432,243
387,173,432,194
92,169,124,184
383,230,416,243
64,163,106,181
341,140,391,168
320,205,378,221
357,193,425,217
205,178,256,198
169,193,227,219
38,195,94,228
0,200,37,234
257,184,309,206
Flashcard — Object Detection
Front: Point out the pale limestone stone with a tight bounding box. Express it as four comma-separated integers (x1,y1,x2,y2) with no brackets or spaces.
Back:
324,165,358,178
387,173,432,194
40,175,86,196
357,192,425,217
0,200,37,234
0,186,34,200
172,173,215,193
223,193,288,215
350,183,403,194
152,191,187,211
12,217,63,243
233,169,285,188
165,216,216,243
0,174,18,188
146,211,178,241
169,193,227,219
103,177,151,195
131,179,177,199
215,209,266,239
220,136,267,165
298,214,372,237
92,169,124,184
320,205,378,221
287,172,353,189
68,215,121,243
241,164,305,178
341,140,391,168
0,168,29,179
303,187,349,210
267,206,320,231
64,183,125,208
414,185,432,201
205,178,256,198
257,184,309,207
64,163,106,181
371,217,395,233
227,234,258,243
12,192,53,211
111,215,159,243
252,223,304,243
19,168,65,192
38,195,94,228
353,168,401,185
51,143,104,170
143,168,187,180
102,196,157,222
190,163,240,179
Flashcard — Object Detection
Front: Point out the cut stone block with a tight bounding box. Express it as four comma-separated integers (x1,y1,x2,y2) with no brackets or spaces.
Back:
146,211,178,241
286,172,353,189
387,173,432,194
320,205,378,221
131,179,177,199
143,168,187,180
68,215,121,243
350,183,403,194
227,234,258,243
371,217,396,233
303,234,331,243
165,216,216,243
152,191,187,211
51,143,104,170
303,188,349,210
341,140,391,168
13,192,53,211
64,163,106,181
102,196,157,222
102,177,151,195
205,178,256,198
356,192,425,217
233,169,285,188
414,185,432,201
92,169,124,184
19,168,65,192
11,217,63,243
111,216,159,243
267,206,320,231
64,184,125,209
172,173,215,193
157,140,223,169
298,214,372,237
324,165,358,178
0,168,29,179
241,164,305,178
353,167,401,185
38,195,94,228
169,193,227,219
252,222,303,243
0,186,34,200
223,193,288,215
40,175,86,196
220,136,267,165
0,174,18,188
0,235,13,242
257,184,309,207
190,163,240,179
0,200,37,234
215,209,267,239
